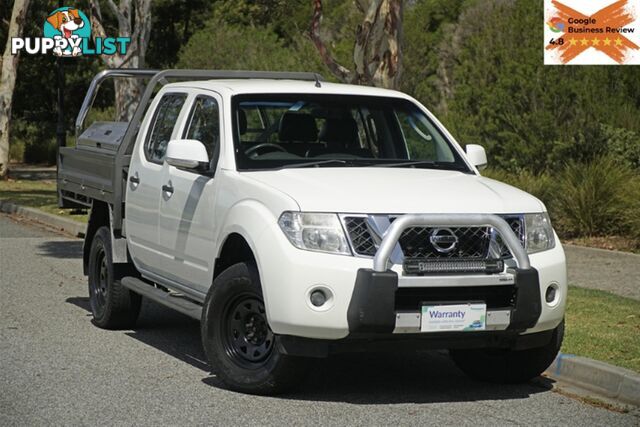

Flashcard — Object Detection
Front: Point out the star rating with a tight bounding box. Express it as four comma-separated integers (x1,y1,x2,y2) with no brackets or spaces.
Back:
615,38,623,46
580,38,589,46
603,38,612,46
569,38,578,46
591,38,600,46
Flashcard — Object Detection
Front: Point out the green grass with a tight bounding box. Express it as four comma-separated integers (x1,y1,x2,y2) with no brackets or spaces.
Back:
0,179,88,222
563,286,640,373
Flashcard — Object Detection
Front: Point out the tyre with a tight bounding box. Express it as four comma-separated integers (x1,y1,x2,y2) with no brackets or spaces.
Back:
450,320,564,384
201,262,309,395
88,226,141,329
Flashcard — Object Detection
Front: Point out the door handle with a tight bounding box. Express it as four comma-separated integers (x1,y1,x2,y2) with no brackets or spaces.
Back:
129,172,140,187
162,183,174,197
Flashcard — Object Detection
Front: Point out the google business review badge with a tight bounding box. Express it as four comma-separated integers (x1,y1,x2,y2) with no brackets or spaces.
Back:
544,0,640,65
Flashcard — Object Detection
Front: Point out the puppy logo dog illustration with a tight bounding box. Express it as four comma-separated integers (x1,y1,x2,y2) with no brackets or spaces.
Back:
44,7,91,56
11,6,128,57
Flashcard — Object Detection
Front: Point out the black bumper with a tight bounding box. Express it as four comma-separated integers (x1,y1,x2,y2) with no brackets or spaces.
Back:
347,267,542,334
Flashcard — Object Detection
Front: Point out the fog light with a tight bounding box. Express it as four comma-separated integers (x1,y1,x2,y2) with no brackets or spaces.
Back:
310,290,327,307
545,285,557,303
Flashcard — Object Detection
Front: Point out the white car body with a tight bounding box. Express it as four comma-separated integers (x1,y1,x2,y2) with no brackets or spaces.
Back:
123,79,566,341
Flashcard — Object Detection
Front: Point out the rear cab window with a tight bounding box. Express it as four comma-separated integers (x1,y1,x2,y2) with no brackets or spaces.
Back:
145,93,187,163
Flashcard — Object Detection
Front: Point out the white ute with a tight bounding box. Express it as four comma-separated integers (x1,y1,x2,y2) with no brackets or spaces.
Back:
58,70,566,394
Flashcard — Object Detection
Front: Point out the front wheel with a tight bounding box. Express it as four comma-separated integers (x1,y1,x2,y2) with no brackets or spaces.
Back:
450,320,564,384
201,262,309,395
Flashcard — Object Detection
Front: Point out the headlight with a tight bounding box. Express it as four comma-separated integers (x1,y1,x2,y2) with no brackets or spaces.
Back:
278,212,351,255
524,213,555,253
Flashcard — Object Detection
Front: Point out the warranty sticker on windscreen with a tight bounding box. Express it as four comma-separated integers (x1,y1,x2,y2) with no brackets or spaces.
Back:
544,0,640,65
421,303,486,332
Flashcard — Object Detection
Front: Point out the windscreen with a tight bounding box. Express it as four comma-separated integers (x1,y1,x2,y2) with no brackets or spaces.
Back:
232,94,471,172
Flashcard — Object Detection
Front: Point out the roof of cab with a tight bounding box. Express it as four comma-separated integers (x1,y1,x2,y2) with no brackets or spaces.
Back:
165,79,410,99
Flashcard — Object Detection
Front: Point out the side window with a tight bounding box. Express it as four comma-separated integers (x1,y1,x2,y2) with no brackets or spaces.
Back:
184,96,220,161
145,93,187,163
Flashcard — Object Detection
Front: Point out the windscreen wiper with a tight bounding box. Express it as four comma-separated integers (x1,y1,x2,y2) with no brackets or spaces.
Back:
370,160,469,171
278,159,350,169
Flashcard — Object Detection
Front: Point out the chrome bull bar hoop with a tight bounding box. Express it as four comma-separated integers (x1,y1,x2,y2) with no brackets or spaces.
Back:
372,214,531,272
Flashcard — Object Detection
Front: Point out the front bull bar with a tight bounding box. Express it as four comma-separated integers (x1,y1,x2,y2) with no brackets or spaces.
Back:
347,214,541,334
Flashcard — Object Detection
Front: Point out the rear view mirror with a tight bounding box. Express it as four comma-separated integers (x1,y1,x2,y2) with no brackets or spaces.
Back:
165,139,209,171
465,144,487,170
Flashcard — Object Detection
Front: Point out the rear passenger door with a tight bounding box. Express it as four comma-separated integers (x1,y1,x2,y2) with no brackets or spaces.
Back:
125,92,188,274
156,92,222,294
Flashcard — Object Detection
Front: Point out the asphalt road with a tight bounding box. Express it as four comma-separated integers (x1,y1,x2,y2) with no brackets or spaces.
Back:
1,213,638,426
564,245,640,301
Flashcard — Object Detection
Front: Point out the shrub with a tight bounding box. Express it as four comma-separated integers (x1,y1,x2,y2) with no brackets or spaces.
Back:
601,124,640,170
24,139,57,165
486,158,640,244
9,141,25,163
177,20,323,73
621,176,640,240
10,119,56,165
483,168,555,208
552,156,638,237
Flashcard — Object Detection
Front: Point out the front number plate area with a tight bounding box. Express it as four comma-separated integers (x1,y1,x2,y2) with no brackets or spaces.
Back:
420,303,486,332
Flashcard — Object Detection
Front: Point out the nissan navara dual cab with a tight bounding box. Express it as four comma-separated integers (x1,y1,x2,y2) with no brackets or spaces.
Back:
58,70,566,395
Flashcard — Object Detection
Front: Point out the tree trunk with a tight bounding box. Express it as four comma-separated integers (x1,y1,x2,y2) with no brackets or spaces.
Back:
310,0,403,90
0,0,30,178
89,0,152,122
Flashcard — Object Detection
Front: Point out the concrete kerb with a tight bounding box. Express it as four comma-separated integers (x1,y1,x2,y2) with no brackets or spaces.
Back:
546,353,640,407
0,201,86,238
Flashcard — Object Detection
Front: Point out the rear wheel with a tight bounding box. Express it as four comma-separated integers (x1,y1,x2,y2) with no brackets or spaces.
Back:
201,262,309,395
450,320,564,383
88,226,141,329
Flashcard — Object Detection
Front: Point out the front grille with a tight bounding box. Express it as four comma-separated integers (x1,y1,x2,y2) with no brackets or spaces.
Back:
499,217,525,258
343,217,377,256
395,285,517,311
399,226,490,258
342,215,524,259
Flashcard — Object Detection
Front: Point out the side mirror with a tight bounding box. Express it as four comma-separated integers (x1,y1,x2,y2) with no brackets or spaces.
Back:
465,144,487,170
165,139,209,171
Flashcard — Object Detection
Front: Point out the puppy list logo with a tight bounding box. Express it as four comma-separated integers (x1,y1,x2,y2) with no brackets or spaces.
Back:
11,6,130,57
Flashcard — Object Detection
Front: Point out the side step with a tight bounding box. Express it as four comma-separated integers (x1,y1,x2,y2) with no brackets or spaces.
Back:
120,276,202,320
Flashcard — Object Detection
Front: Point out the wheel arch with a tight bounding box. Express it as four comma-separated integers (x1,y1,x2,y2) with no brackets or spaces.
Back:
214,232,257,281
83,200,110,275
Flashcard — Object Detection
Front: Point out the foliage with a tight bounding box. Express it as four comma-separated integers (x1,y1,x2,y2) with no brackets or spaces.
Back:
485,156,640,243
9,141,25,163
552,156,638,237
401,0,467,110
445,0,640,173
601,124,640,170
5,0,640,242
11,119,57,164
145,0,212,69
177,19,323,72
483,168,555,208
